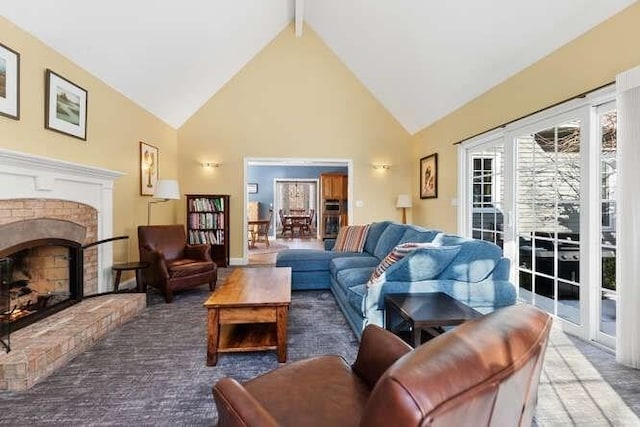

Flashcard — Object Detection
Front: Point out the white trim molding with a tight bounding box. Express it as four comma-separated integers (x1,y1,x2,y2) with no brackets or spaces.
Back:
0,148,125,293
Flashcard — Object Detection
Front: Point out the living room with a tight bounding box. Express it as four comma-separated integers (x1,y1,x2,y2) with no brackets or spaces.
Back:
1,1,640,425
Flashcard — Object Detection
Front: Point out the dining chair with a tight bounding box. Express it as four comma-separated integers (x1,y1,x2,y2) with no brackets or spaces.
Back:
254,209,273,247
301,208,314,235
279,209,294,238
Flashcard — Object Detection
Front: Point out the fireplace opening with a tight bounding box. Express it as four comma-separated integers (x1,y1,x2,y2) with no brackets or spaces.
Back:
0,239,83,333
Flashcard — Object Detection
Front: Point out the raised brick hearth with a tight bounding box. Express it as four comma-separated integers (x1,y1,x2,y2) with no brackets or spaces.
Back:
0,294,146,391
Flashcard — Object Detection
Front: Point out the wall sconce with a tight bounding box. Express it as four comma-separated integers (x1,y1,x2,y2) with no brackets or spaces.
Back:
148,179,181,225
201,162,220,168
396,194,412,224
372,163,390,170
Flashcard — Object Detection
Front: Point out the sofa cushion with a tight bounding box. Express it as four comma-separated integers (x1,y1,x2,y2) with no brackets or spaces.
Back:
276,249,364,272
333,225,371,252
330,256,380,277
372,223,407,260
397,226,440,245
433,234,503,282
336,267,375,289
383,245,461,283
167,259,216,277
368,243,459,285
363,221,392,255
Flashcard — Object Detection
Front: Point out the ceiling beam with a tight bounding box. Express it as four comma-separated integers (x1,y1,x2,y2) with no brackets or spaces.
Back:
295,0,304,37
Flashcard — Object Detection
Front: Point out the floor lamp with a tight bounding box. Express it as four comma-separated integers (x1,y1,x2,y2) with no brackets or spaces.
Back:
396,194,412,224
148,179,181,225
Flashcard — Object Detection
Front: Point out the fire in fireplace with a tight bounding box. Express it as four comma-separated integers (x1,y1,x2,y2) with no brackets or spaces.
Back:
0,241,83,332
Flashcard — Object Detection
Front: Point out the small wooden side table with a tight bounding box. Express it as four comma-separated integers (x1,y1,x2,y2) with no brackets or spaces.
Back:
112,261,150,293
384,292,481,347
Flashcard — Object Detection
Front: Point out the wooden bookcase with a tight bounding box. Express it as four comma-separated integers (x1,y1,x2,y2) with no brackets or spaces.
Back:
186,194,230,267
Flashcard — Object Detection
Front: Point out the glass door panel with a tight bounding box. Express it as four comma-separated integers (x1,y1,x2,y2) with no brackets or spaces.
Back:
516,120,582,325
469,142,505,249
599,109,617,339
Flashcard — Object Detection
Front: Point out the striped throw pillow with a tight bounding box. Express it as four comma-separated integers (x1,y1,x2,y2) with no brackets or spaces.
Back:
333,225,371,252
367,242,434,285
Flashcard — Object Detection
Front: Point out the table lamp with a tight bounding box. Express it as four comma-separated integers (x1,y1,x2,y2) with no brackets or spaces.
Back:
396,194,412,224
148,179,181,224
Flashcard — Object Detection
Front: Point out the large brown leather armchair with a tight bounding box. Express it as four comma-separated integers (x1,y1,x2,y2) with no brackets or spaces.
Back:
213,304,552,427
138,225,217,303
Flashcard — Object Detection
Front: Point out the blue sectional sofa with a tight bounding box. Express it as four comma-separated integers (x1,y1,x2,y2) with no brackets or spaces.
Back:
275,221,517,338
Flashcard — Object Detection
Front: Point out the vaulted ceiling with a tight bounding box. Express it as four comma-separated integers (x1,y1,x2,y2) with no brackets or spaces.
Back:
0,0,635,133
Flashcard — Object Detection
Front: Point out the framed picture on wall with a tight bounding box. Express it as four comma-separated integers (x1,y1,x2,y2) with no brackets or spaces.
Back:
45,69,88,140
247,183,258,194
420,153,438,199
140,141,159,196
0,42,20,120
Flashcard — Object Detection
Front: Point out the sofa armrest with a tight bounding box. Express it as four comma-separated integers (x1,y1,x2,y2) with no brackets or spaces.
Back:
213,378,279,427
185,244,213,261
324,239,336,251
351,325,412,389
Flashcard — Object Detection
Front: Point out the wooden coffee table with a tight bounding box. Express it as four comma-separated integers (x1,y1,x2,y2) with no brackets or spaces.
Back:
384,292,481,347
204,267,291,366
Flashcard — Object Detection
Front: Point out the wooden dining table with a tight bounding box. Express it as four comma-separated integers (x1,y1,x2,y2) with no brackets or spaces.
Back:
283,214,311,236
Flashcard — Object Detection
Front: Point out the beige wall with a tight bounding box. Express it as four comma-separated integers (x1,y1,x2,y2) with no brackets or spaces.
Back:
0,17,179,258
411,2,640,233
178,25,411,261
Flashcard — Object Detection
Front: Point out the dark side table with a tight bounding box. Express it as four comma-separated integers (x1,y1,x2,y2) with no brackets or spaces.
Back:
384,292,481,347
112,262,150,293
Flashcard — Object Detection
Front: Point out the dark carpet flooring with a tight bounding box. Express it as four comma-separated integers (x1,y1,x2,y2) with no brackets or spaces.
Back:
1,267,639,426
0,270,358,426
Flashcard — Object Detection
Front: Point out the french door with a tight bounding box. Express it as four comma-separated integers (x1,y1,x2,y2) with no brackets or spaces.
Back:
459,96,618,347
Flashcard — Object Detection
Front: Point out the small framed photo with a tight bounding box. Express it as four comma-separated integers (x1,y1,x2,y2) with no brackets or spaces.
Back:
0,42,20,120
247,183,258,194
140,142,159,196
420,153,438,199
45,69,87,140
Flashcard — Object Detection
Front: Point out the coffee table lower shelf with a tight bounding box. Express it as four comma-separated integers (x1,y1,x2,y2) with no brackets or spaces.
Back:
218,323,278,353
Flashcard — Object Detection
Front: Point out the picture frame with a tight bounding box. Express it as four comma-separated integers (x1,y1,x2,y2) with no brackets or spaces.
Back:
140,142,159,196
0,42,20,120
420,153,438,199
247,183,258,194
45,69,87,140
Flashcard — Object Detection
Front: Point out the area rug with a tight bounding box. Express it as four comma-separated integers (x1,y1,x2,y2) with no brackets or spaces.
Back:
248,242,289,255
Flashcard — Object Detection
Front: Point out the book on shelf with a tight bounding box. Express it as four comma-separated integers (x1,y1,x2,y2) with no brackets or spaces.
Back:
188,212,224,229
188,197,225,213
188,229,225,245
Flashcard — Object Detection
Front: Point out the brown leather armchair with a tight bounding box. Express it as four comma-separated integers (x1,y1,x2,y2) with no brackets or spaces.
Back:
138,225,217,303
213,304,552,427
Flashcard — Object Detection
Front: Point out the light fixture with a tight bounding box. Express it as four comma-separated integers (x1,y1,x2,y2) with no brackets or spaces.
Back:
396,194,412,224
201,162,220,168
148,179,181,225
372,163,390,170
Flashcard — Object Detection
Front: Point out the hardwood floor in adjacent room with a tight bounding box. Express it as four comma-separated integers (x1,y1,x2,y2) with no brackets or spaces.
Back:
247,237,324,265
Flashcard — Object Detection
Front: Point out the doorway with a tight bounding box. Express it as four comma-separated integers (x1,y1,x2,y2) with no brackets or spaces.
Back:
244,158,352,264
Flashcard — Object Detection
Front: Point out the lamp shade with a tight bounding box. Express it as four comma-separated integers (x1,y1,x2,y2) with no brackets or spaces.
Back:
396,194,412,208
153,179,181,200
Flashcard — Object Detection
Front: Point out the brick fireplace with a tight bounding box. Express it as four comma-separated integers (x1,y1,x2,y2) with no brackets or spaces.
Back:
0,149,143,391
0,148,123,340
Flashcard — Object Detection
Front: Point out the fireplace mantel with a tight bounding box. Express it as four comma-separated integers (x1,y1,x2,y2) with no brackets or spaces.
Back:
0,148,125,293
